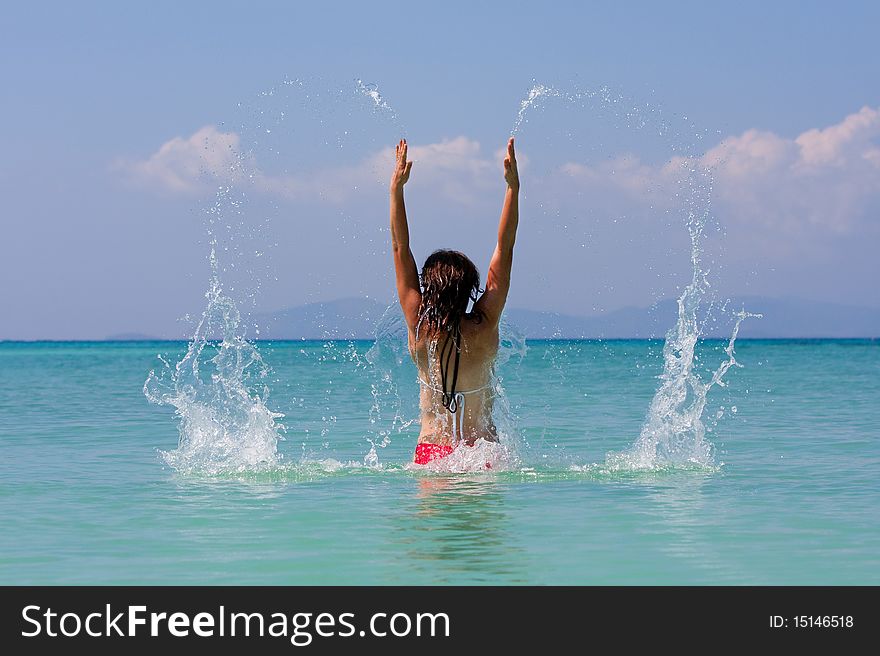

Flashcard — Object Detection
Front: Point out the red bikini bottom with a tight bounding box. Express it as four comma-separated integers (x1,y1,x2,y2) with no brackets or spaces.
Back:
413,442,492,469
413,443,455,465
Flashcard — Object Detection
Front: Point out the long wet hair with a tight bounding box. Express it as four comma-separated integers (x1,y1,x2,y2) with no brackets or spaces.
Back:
417,249,482,413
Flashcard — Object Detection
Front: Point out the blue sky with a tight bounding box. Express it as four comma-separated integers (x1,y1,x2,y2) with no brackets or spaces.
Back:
2,1,879,339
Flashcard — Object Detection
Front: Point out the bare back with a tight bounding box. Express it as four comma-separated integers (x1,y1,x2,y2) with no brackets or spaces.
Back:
408,316,499,447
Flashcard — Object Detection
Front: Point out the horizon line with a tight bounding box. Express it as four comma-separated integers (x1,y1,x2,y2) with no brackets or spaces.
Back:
2,336,877,344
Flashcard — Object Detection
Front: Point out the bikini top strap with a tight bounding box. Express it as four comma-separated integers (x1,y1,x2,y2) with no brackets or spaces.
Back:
437,327,457,413
447,329,461,412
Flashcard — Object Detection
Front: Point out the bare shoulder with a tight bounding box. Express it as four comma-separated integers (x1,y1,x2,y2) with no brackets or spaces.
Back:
462,313,499,350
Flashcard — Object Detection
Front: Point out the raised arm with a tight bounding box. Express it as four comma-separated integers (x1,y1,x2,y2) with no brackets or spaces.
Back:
389,139,421,328
475,137,520,325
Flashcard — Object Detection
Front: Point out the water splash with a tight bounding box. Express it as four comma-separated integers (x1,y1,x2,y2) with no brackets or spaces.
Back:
512,82,759,470
362,304,418,467
604,158,759,469
512,83,630,135
356,79,403,132
144,267,285,474
145,172,285,474
607,304,760,470
512,84,563,134
145,78,406,474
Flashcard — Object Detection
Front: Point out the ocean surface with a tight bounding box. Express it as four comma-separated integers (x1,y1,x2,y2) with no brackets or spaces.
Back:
1,338,878,585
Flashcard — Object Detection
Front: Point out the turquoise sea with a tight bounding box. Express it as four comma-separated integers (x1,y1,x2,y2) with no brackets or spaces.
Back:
1,338,878,584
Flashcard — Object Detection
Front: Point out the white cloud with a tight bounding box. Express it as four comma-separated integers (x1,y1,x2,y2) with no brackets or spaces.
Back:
122,108,880,239
556,105,880,237
795,105,880,167
118,126,243,193
702,106,880,234
120,130,512,205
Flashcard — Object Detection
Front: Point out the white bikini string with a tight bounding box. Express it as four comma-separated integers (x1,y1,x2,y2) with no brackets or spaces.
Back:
452,391,465,443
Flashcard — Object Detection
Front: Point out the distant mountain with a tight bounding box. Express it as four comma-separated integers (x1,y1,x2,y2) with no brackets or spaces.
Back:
707,297,880,339
252,297,389,340
248,296,880,340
